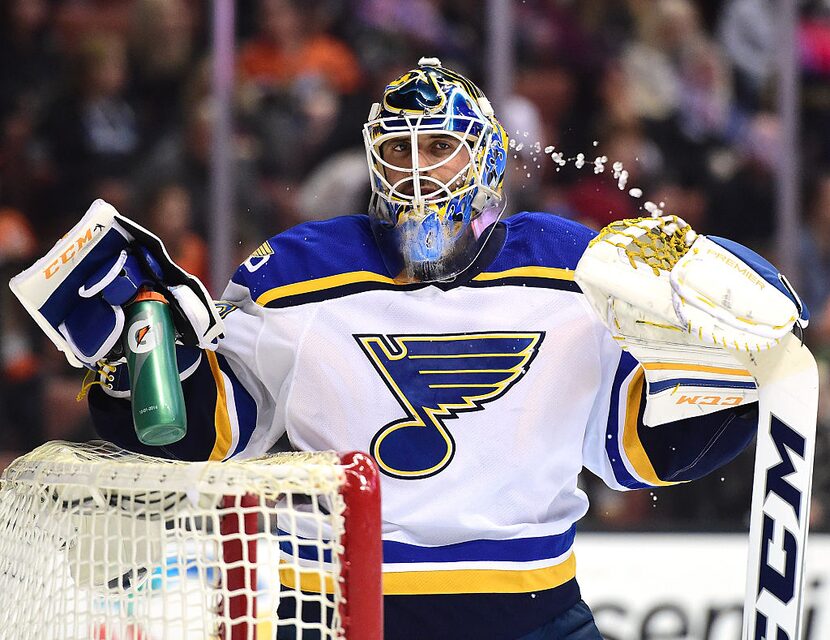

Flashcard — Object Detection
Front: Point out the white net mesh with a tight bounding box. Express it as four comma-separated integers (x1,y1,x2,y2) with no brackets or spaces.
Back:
0,441,372,640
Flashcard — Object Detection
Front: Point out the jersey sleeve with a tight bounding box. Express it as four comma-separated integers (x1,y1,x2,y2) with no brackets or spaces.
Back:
581,328,758,490
88,267,298,462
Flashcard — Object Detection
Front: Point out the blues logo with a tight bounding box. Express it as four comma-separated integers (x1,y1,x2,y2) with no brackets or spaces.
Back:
355,332,544,479
214,300,239,319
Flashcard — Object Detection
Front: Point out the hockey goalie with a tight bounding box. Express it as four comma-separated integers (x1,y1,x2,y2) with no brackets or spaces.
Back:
10,58,817,640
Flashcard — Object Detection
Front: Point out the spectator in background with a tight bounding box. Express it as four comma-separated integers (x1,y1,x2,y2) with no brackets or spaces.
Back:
717,0,776,113
621,0,697,126
801,5,830,171
800,173,830,345
622,0,731,187
705,112,779,252
0,0,60,122
39,32,143,236
239,0,362,98
0,207,44,456
0,0,61,222
52,0,133,51
676,36,733,146
128,0,203,145
296,149,370,222
514,62,577,157
565,124,662,229
131,94,268,252
143,183,208,285
498,94,547,215
649,177,708,230
237,0,368,232
353,0,475,71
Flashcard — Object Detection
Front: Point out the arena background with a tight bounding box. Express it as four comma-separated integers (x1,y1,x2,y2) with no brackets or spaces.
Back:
1,1,829,637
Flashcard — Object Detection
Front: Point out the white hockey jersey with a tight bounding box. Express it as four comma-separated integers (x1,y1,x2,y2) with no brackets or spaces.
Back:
90,211,759,639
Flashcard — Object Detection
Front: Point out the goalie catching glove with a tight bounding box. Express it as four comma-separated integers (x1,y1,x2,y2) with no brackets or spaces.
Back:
9,199,224,373
574,215,808,425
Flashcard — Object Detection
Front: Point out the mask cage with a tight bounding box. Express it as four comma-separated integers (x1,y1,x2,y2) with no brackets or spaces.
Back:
363,114,501,221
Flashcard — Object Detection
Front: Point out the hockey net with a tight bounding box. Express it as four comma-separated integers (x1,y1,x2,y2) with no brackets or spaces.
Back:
0,441,382,640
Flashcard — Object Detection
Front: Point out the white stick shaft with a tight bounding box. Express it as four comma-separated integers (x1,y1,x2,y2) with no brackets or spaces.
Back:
737,334,818,639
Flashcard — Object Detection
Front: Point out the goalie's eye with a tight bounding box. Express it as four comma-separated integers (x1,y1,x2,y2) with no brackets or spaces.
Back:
382,139,411,159
431,139,453,153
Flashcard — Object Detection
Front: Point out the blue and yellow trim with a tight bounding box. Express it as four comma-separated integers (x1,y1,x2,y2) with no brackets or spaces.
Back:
383,554,576,595
648,377,757,394
620,368,680,487
605,353,683,488
254,264,580,309
255,270,412,308
279,552,576,596
205,351,233,461
203,351,258,460
256,270,398,305
470,265,580,293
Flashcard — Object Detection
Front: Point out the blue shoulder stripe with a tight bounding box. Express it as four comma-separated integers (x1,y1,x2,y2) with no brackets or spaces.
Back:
486,212,595,274
232,215,393,305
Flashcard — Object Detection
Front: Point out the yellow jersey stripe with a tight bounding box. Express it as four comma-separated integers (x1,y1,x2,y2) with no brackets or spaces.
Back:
206,351,233,461
255,266,575,306
621,368,680,487
473,266,575,282
255,271,399,306
641,362,752,377
279,553,576,596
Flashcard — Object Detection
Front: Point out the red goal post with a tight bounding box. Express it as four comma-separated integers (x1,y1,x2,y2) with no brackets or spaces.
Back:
0,442,383,640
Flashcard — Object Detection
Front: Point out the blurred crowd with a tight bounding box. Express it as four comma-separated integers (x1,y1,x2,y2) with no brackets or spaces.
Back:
2,0,830,532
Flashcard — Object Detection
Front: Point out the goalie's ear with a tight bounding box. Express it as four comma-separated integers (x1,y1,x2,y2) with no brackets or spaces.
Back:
706,236,809,327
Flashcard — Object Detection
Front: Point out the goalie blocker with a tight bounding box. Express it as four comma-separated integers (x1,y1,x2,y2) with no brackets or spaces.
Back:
574,216,817,640
9,199,224,370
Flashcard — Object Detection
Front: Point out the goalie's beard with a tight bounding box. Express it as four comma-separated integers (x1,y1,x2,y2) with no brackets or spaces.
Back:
370,203,500,284
372,214,480,283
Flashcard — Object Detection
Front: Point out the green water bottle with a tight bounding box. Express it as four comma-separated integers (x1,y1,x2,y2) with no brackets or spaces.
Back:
124,288,187,445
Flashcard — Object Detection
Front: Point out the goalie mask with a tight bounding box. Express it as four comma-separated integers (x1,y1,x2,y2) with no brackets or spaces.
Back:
363,58,509,283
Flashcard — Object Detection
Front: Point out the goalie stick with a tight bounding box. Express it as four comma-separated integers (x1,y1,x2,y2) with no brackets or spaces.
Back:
736,333,818,640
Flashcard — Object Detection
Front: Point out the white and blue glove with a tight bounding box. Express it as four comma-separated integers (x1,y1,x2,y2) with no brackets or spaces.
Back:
574,215,808,426
10,199,224,371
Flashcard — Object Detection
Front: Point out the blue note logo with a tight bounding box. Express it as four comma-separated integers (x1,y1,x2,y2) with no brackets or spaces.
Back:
355,332,545,479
